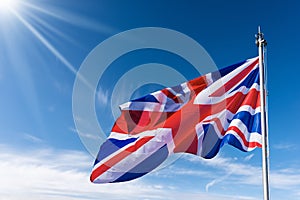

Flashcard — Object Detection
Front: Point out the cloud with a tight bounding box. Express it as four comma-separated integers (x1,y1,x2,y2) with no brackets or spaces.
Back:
0,145,263,200
0,145,161,200
53,80,71,95
270,168,300,190
205,172,232,192
272,143,297,150
184,154,261,180
178,155,257,192
23,133,44,143
244,154,254,161
1,144,300,200
69,126,100,140
96,87,109,105
180,153,300,199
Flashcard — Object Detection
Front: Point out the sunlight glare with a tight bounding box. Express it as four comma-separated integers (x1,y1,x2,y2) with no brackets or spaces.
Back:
0,0,19,13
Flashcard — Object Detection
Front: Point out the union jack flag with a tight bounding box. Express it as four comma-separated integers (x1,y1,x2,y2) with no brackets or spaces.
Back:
91,57,262,183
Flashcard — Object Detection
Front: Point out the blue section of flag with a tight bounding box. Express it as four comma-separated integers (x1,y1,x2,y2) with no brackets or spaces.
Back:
201,109,261,159
201,124,250,159
231,67,260,93
221,134,247,152
201,123,222,159
232,111,261,134
94,137,138,165
211,60,246,81
131,94,159,103
113,144,169,182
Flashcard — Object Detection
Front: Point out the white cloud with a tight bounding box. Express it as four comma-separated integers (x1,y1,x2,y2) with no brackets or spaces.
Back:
272,143,297,150
270,169,300,190
0,145,263,200
244,154,254,161
96,87,109,105
180,153,300,199
69,126,100,140
205,172,232,192
23,133,44,143
1,145,299,200
53,80,71,95
0,145,161,200
184,154,261,178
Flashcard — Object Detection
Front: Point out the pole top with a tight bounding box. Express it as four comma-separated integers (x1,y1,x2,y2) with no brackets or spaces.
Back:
255,26,267,47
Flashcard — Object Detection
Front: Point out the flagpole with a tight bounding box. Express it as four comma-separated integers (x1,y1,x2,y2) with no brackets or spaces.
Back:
256,26,270,200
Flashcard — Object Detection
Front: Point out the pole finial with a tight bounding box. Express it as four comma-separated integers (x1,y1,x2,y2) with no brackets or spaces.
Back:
255,26,267,47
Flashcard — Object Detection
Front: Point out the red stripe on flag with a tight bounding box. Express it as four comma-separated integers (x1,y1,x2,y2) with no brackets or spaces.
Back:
195,89,260,123
161,88,183,103
227,126,262,148
90,136,154,182
187,75,209,95
114,88,260,136
210,58,258,97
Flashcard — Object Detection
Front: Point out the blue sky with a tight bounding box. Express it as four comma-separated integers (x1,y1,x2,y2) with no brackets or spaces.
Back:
0,0,300,199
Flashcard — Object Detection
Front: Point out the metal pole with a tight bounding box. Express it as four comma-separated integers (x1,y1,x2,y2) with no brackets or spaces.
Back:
256,26,270,200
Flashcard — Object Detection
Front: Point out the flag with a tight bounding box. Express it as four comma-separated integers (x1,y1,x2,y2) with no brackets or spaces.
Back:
91,57,262,183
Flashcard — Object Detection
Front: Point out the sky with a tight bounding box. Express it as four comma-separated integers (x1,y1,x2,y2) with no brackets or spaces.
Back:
0,0,300,199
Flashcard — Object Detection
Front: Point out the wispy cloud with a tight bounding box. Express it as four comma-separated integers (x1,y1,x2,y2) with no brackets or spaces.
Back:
272,143,297,150
69,126,100,140
205,172,232,192
23,133,43,143
244,153,254,161
53,80,71,95
0,145,158,200
1,143,299,200
180,153,300,199
184,154,261,178
270,168,300,190
96,87,109,106
0,145,263,200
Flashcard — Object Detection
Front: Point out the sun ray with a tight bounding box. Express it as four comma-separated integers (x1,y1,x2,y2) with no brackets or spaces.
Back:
20,1,116,33
21,7,80,46
9,8,93,89
19,1,69,24
11,9,77,75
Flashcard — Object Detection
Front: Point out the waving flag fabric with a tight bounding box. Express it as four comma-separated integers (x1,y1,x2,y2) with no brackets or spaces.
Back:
91,57,262,183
